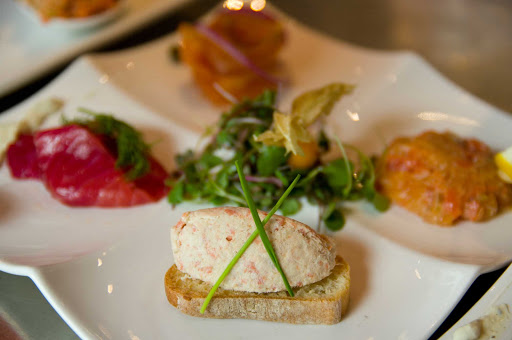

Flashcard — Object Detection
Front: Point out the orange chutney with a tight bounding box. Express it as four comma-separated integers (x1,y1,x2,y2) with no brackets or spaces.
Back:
376,131,512,225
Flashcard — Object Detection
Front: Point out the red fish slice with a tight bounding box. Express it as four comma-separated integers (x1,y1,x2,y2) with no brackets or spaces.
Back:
7,125,169,207
7,134,42,179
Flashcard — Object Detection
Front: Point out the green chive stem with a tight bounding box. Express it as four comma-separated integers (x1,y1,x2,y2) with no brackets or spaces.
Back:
345,143,376,186
200,172,300,313
235,161,294,296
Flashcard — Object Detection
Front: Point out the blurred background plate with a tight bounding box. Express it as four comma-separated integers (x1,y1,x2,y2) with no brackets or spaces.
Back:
439,263,512,340
0,0,191,97
15,0,128,32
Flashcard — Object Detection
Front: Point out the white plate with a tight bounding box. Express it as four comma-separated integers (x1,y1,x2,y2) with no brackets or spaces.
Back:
1,8,512,340
0,0,191,97
440,263,512,340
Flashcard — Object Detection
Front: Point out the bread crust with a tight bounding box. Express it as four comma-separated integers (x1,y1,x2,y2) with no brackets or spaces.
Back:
164,256,350,325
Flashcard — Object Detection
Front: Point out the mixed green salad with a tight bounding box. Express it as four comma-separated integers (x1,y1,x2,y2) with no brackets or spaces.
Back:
167,83,389,231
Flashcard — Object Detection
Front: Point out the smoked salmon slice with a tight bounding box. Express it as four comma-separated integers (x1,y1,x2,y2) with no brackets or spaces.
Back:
7,125,169,207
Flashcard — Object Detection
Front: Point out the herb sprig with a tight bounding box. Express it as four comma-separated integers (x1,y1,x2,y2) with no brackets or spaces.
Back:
67,108,152,180
200,169,301,313
167,89,389,230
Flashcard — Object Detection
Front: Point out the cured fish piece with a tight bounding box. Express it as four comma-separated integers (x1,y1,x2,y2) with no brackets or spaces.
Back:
7,125,169,207
6,134,42,179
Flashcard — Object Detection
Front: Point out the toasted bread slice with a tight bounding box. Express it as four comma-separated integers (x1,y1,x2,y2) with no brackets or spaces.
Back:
164,256,350,325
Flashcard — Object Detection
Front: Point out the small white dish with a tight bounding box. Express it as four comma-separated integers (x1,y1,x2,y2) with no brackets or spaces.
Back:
1,6,512,340
16,0,127,32
0,0,191,97
439,264,512,340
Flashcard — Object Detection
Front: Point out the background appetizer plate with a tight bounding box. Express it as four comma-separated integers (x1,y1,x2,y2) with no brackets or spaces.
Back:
440,263,512,339
1,8,512,340
0,0,191,97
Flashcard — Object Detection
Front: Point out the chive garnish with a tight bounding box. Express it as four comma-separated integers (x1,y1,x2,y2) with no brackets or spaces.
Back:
235,161,295,297
199,166,300,314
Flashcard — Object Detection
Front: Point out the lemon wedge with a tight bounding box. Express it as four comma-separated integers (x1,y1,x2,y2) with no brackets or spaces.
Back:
495,146,512,183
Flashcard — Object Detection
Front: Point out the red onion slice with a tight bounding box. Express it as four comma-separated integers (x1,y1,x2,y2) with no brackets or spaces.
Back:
195,23,284,85
244,175,283,188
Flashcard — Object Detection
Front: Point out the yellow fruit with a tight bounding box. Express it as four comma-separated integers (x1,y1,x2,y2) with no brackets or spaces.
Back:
288,141,318,169
495,146,512,183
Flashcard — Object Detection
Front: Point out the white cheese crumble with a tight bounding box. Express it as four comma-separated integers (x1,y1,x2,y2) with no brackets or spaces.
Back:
0,98,64,162
453,304,511,340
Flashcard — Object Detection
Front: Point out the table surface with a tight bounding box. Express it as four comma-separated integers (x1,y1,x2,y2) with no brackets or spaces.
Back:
0,0,511,339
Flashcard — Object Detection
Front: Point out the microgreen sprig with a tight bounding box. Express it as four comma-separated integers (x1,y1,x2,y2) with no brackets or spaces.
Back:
167,90,390,232
200,167,300,314
334,136,353,198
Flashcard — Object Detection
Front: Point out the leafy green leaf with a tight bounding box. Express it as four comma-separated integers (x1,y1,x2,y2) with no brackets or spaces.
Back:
279,198,301,216
216,169,230,188
199,152,222,169
322,201,337,221
216,130,235,146
210,195,228,206
323,208,345,231
275,169,289,187
257,89,276,106
323,159,352,188
372,192,390,212
184,182,201,200
257,146,287,176
168,180,184,205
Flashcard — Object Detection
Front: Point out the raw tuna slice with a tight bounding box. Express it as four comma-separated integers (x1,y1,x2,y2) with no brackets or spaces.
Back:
6,134,42,179
8,124,169,207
